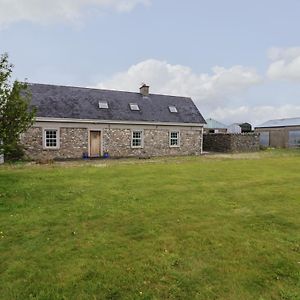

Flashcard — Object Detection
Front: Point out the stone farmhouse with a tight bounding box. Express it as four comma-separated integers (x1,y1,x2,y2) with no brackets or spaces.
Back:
21,83,206,160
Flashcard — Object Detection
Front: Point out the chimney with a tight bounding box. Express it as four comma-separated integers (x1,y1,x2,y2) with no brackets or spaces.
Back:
140,83,150,96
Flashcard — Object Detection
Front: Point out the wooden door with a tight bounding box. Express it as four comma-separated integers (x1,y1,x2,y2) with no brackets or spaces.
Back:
90,131,101,157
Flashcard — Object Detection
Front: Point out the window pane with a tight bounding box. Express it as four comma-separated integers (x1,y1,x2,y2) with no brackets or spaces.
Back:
45,130,58,148
289,131,300,147
171,139,178,146
170,131,179,146
132,131,142,147
171,132,178,139
133,139,141,147
133,132,141,139
169,106,178,113
130,103,140,111
259,132,269,147
99,101,109,109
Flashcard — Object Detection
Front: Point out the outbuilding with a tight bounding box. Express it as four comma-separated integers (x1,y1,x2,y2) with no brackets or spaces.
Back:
204,118,227,134
255,117,300,148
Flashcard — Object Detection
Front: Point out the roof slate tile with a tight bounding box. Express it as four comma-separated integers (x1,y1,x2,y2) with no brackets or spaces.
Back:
28,83,206,124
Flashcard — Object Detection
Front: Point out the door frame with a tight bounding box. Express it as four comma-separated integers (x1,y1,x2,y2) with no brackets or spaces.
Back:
88,129,103,157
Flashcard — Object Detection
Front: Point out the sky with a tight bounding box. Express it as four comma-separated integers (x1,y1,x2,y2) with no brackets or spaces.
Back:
1,0,300,126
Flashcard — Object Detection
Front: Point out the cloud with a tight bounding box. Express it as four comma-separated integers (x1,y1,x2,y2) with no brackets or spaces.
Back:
0,0,150,28
97,59,262,108
210,104,300,126
267,47,300,81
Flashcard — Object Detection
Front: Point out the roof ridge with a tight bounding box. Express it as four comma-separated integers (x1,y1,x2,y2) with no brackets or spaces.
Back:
267,117,300,121
28,82,192,100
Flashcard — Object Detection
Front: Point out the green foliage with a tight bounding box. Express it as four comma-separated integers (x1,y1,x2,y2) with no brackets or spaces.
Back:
0,52,36,160
0,151,300,299
3,142,25,161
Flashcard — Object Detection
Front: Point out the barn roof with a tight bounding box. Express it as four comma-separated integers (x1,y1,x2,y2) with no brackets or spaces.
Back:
256,117,300,128
28,83,206,125
204,118,227,129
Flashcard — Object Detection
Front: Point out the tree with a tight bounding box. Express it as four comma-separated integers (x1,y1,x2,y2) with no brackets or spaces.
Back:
0,53,36,160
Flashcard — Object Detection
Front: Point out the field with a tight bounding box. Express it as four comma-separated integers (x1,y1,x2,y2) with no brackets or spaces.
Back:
1,150,300,300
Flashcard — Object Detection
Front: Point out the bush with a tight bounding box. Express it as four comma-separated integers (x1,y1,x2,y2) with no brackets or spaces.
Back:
3,143,25,161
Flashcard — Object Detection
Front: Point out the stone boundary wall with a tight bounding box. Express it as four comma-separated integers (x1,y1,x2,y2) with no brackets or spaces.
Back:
203,133,260,153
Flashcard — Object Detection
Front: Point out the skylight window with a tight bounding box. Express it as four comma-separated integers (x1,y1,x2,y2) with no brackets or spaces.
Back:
99,101,109,109
130,103,140,111
169,106,178,113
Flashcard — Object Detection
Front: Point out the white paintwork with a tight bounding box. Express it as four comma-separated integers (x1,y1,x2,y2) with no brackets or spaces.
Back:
43,128,60,150
131,129,144,149
35,117,205,128
169,130,180,148
227,123,242,134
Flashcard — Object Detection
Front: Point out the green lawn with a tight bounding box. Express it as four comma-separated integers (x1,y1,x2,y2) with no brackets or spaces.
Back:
1,150,300,300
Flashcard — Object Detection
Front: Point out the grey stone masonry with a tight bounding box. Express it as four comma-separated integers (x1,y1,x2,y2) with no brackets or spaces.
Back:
21,127,88,160
21,125,203,160
203,133,260,153
103,128,202,157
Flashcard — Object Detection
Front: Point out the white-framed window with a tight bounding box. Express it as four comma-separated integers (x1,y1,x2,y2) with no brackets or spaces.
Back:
130,103,140,111
131,130,143,148
99,101,109,109
169,106,178,113
170,131,180,147
44,129,59,149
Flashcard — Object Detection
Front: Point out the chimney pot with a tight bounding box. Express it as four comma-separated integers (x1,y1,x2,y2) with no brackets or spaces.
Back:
140,84,150,96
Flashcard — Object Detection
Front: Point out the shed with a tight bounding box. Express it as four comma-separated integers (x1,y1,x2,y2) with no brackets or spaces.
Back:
204,118,227,134
255,117,300,148
227,123,242,134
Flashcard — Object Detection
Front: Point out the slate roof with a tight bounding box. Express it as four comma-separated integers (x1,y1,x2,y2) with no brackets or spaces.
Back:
28,83,206,124
256,117,300,128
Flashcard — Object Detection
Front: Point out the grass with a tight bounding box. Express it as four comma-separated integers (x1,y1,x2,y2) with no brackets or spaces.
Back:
0,149,300,299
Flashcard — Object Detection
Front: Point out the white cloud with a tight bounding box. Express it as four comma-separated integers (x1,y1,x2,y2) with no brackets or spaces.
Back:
98,59,262,108
267,47,300,81
0,0,150,28
210,104,300,126
97,58,300,125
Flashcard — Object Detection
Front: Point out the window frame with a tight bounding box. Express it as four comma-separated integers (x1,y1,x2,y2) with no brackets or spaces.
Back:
99,101,109,109
131,130,144,149
288,130,300,148
43,128,60,150
129,103,140,111
169,130,180,148
169,106,178,113
259,131,270,147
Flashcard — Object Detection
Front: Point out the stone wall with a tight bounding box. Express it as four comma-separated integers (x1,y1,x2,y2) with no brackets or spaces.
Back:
103,128,202,157
21,125,203,160
21,127,88,160
203,133,260,153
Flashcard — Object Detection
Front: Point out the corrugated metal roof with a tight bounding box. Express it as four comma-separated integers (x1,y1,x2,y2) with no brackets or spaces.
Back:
256,117,300,128
28,83,206,124
204,118,227,129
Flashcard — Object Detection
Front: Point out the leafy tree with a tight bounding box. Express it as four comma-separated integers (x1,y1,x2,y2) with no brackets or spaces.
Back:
0,53,36,160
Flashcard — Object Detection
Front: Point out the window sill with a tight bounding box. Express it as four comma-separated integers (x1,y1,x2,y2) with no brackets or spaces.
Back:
43,147,60,150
